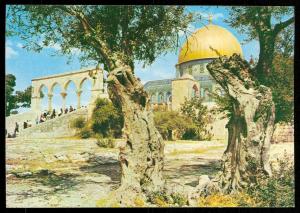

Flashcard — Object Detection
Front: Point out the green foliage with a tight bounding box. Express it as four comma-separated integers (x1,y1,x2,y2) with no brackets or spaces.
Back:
246,152,294,207
268,54,294,123
148,191,172,207
15,86,33,108
96,135,116,148
226,7,294,43
153,110,195,140
91,98,123,138
7,5,195,70
71,117,86,129
226,7,294,124
79,126,92,139
209,92,233,119
5,74,17,116
5,78,40,116
170,193,188,206
180,97,213,140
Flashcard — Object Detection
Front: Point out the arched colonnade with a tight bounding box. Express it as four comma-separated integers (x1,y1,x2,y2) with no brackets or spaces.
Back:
31,68,108,116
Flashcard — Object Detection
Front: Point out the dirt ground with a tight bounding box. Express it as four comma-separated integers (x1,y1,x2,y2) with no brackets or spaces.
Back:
5,137,294,207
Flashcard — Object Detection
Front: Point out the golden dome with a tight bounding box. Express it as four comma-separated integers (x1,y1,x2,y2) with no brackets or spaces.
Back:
178,24,243,64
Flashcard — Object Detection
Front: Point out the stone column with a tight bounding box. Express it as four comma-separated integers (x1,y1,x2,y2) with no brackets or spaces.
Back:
61,92,67,111
76,90,82,109
87,68,108,118
31,96,41,114
48,94,53,112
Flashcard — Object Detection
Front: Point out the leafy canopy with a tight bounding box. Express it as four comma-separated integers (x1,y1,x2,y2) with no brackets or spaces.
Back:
225,6,294,43
154,110,195,140
5,74,17,116
7,5,194,71
180,97,213,140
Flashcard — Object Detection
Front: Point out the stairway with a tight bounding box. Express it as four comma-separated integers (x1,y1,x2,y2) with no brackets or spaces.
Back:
14,108,88,139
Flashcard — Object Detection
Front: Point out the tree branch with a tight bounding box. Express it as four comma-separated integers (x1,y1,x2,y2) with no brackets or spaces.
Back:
273,16,295,35
51,5,116,71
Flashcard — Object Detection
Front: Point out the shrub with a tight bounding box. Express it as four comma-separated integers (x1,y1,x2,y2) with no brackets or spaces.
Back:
96,136,116,148
91,98,123,138
170,193,188,206
71,117,86,129
180,97,213,140
134,196,145,207
153,110,196,140
246,151,294,207
148,191,171,207
79,126,92,139
197,192,256,207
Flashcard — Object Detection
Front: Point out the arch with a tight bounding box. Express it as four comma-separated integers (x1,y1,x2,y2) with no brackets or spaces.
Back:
50,82,62,94
79,77,93,90
80,78,92,108
203,88,210,101
192,84,199,97
39,84,49,112
149,93,156,104
64,79,78,91
51,83,63,111
65,80,77,110
37,83,48,97
166,91,172,102
158,92,164,103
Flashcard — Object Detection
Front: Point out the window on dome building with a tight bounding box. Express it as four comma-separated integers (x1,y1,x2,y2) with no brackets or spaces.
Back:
158,92,164,103
192,84,199,97
166,91,171,102
199,64,205,73
150,94,156,103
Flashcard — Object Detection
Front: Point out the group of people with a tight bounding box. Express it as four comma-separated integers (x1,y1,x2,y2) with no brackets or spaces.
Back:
6,105,78,138
38,105,76,124
6,121,23,138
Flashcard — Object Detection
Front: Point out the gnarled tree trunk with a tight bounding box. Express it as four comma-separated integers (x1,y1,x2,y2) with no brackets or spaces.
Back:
106,65,165,205
205,54,275,193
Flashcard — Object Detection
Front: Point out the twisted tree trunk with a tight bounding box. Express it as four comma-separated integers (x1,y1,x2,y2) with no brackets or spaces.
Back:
205,54,275,193
105,65,165,204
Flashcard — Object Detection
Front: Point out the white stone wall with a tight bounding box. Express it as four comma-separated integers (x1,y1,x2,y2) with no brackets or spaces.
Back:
18,108,88,138
6,111,38,135
271,123,294,144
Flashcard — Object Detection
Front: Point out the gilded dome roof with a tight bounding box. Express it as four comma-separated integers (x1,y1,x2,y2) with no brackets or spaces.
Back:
178,24,243,64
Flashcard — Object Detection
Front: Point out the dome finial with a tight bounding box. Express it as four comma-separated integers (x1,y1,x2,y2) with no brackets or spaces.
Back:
208,13,213,24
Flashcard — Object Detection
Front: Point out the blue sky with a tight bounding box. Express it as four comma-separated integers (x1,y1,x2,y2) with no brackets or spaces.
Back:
6,6,260,112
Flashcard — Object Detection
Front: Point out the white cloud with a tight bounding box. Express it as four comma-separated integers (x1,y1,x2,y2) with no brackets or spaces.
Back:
6,44,18,59
38,38,81,56
16,42,24,49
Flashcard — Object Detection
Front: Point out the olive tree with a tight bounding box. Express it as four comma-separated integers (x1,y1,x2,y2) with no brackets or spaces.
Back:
6,5,195,204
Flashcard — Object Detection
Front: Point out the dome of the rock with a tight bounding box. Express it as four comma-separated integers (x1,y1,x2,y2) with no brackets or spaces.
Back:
178,24,243,64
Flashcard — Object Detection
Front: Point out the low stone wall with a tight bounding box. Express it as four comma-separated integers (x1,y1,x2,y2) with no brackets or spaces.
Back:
18,108,88,138
6,111,37,135
271,123,294,144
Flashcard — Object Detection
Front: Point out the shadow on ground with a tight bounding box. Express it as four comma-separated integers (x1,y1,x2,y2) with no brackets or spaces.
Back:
10,169,81,197
79,155,121,182
164,158,222,187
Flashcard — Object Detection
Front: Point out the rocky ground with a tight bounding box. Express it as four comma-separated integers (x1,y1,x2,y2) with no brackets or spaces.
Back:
6,137,294,207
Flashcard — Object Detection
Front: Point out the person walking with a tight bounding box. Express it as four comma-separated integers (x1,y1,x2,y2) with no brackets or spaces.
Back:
23,121,27,129
58,108,63,116
51,109,56,119
14,122,19,135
